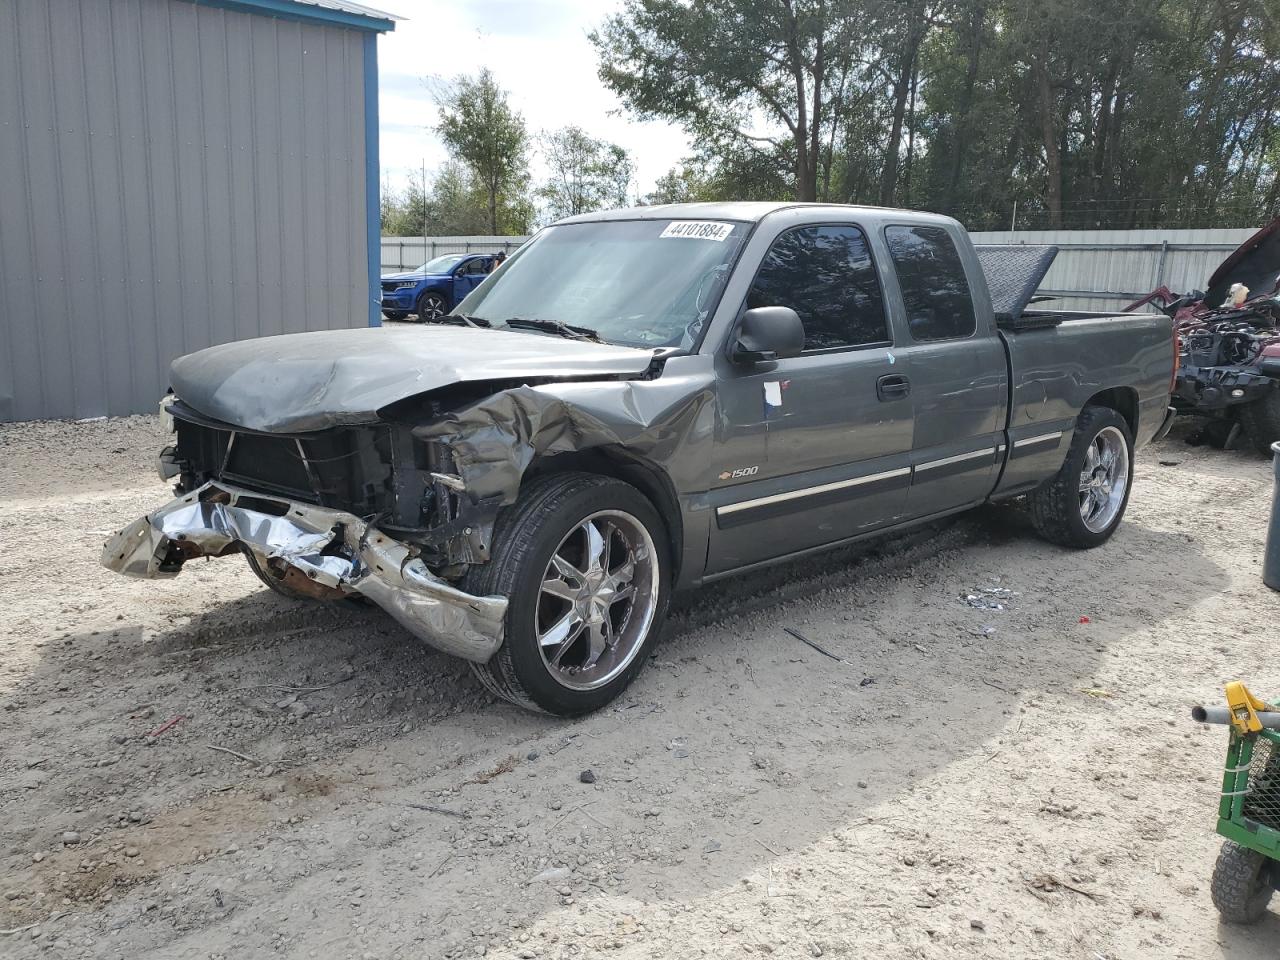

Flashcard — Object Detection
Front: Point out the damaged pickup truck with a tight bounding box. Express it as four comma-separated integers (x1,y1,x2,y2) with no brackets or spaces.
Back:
104,203,1176,715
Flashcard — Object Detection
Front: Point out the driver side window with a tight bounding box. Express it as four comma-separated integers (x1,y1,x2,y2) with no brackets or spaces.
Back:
747,225,890,352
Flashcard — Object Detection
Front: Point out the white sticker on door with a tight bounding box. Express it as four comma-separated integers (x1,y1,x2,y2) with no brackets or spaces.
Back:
659,221,734,242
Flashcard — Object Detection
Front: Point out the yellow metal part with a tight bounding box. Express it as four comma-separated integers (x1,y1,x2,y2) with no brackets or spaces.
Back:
1224,681,1276,735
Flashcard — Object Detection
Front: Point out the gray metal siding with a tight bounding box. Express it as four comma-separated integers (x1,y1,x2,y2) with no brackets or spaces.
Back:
0,0,370,421
969,228,1255,312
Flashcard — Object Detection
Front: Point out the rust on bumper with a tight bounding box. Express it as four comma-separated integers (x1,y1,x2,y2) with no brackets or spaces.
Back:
101,482,506,663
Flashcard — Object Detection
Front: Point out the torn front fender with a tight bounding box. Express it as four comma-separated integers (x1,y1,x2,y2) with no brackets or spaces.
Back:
101,482,507,662
412,362,719,508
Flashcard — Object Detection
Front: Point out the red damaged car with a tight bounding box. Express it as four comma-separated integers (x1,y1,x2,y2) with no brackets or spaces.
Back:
1128,219,1280,453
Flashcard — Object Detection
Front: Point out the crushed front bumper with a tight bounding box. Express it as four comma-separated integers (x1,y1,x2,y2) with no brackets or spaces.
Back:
101,482,506,662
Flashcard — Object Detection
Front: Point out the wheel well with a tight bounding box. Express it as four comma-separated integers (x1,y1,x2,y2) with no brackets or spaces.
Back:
1085,387,1138,436
524,449,684,581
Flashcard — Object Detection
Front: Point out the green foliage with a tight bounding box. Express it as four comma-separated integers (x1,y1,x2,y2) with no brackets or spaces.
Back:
596,0,1280,228
436,68,532,235
537,126,635,221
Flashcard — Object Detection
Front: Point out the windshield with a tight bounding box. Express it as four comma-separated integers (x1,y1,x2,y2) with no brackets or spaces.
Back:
413,254,465,274
455,219,748,349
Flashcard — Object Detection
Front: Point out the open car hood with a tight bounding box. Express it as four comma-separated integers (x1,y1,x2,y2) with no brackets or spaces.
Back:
169,326,657,433
1203,217,1280,307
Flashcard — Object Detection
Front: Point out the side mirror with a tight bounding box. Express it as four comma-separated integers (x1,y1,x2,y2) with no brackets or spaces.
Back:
732,306,805,364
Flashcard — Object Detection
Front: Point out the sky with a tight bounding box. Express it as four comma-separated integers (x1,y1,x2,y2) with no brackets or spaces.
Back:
372,0,693,198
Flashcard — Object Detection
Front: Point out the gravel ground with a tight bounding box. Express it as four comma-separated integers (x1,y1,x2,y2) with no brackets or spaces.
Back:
1,414,1277,960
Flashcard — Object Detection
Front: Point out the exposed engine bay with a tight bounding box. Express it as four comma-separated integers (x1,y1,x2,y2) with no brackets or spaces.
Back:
1127,218,1280,453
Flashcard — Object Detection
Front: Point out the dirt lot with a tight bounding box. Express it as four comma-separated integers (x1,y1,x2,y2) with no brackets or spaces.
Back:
1,415,1277,960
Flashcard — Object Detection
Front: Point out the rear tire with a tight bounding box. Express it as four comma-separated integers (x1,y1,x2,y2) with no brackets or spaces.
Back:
1211,841,1275,924
1028,405,1134,548
381,309,408,322
464,472,671,716
1239,390,1280,455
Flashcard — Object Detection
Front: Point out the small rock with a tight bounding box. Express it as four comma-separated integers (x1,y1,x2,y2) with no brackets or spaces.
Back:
549,800,563,811
124,847,140,858
128,811,143,823
970,918,985,931
62,831,81,845
526,750,539,761
31,851,45,863
702,839,721,854
578,769,596,784
856,780,868,790
5,890,22,901
287,700,312,719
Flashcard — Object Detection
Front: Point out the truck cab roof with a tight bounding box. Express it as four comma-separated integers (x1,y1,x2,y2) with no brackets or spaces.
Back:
554,201,962,230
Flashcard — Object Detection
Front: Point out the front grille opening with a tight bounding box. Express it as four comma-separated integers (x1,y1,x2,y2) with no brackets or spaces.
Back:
224,433,313,497
1242,736,1280,832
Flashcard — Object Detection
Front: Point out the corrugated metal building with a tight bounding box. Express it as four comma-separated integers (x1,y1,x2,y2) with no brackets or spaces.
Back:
0,0,395,422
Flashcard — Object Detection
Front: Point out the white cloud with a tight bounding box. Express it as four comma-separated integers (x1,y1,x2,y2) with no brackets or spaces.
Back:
372,0,692,198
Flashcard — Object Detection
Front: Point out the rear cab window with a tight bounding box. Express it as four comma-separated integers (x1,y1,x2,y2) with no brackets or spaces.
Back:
747,224,890,352
884,225,976,342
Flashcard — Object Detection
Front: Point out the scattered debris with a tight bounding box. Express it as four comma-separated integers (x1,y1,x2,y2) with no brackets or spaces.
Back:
403,803,469,819
529,866,572,885
1027,873,1104,901
578,769,596,784
207,745,261,765
146,714,185,737
961,587,1017,610
782,627,854,665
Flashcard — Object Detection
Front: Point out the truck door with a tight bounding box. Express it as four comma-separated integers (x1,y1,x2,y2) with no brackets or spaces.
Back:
706,223,915,574
881,224,1008,515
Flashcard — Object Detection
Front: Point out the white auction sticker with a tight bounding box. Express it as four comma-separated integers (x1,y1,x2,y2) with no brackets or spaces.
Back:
659,221,734,242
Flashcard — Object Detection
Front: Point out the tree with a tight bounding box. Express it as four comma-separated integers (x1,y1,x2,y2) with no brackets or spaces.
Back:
592,0,867,202
643,161,714,204
537,126,634,220
436,69,531,234
596,0,1280,229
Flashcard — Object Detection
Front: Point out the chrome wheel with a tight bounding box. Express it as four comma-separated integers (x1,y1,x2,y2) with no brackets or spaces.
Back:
536,510,659,691
1078,425,1129,533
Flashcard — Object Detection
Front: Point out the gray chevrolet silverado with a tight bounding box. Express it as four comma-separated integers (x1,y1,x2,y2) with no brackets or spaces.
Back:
104,203,1177,715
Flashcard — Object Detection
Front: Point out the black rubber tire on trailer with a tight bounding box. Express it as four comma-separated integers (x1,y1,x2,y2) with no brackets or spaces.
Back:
1211,840,1275,924
415,291,447,322
381,309,409,322
1239,390,1280,455
1028,404,1134,549
463,472,671,716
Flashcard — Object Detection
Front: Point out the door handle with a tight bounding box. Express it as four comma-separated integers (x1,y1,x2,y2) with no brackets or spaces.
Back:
876,374,911,402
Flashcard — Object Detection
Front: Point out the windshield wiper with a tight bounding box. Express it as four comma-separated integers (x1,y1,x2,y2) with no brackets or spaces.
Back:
433,314,490,328
501,317,604,343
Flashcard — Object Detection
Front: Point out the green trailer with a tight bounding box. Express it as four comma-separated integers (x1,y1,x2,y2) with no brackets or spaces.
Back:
1196,684,1280,924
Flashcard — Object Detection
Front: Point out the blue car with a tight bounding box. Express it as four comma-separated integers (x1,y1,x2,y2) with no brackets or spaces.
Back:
379,253,496,322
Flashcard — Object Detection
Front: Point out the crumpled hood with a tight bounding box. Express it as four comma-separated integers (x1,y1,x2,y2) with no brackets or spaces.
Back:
169,326,657,433
1203,217,1280,308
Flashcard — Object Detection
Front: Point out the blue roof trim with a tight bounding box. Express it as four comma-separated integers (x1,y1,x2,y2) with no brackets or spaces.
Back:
190,0,395,32
363,33,382,327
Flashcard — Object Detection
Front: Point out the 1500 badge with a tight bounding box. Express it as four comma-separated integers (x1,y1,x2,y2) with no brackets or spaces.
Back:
718,466,760,481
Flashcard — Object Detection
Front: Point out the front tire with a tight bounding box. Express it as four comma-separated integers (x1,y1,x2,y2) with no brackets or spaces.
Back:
415,291,447,322
1239,390,1280,455
465,473,671,716
1028,405,1134,548
1211,841,1275,924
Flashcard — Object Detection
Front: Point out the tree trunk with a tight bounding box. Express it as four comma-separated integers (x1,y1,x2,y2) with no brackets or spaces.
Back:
1035,60,1063,228
944,1,984,213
